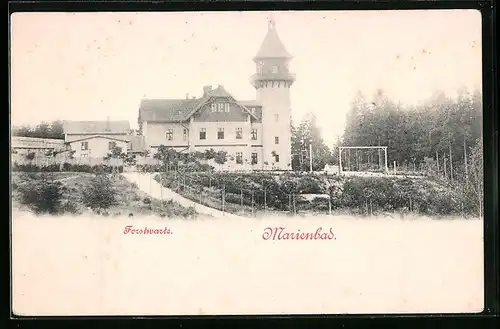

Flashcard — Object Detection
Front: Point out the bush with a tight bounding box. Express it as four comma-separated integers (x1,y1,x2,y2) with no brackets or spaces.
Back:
13,163,41,172
18,174,64,214
40,164,60,172
82,174,118,210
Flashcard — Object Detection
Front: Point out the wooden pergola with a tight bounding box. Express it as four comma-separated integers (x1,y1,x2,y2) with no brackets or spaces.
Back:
338,146,389,174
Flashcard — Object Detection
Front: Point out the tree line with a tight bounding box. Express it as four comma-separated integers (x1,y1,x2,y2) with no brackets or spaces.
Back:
342,88,482,178
291,87,482,178
12,121,65,139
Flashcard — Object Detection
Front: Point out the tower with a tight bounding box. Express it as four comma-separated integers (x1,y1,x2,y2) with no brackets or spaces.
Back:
250,14,295,170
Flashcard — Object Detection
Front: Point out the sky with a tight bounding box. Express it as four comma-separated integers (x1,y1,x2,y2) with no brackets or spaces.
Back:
10,10,482,144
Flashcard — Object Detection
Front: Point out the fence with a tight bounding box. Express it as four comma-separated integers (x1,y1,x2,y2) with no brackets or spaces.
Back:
11,153,164,168
154,171,335,217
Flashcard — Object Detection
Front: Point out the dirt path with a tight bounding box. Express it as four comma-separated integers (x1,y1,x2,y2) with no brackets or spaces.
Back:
122,172,245,220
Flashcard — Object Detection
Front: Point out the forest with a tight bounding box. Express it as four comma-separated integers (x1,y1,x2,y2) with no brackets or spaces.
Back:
290,87,483,217
292,87,482,177
11,120,65,140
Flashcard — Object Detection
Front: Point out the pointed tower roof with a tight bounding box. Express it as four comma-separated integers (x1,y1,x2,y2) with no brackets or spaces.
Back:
254,14,291,60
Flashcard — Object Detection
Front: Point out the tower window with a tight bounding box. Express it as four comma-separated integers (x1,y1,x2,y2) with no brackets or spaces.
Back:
199,128,206,140
251,152,258,165
275,136,279,144
236,128,243,139
236,152,243,164
257,62,264,73
217,128,224,140
251,129,258,140
166,129,173,141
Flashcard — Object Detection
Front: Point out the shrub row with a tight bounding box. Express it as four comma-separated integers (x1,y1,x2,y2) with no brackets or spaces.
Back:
12,162,124,173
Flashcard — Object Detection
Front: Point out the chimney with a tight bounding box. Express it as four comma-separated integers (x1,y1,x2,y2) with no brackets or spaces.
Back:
203,85,212,97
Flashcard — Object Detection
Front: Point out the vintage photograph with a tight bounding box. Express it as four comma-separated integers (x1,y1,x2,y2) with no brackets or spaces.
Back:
11,10,483,315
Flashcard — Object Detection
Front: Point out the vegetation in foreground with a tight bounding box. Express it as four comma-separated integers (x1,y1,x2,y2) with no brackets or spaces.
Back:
154,170,482,219
11,172,196,218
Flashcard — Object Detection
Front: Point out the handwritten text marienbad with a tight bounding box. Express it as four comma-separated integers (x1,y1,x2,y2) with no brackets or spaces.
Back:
262,227,336,241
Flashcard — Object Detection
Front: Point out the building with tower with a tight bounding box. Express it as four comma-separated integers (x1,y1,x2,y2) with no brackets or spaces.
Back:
138,16,295,171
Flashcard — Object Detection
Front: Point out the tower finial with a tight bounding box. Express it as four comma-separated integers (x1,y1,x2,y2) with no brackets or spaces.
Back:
268,13,276,30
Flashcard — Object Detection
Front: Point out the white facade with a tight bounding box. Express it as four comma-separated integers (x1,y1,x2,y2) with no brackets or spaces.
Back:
257,85,293,170
68,136,129,158
145,120,266,171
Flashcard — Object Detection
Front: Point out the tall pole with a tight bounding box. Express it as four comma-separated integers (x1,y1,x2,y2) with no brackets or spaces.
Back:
251,191,255,217
464,136,468,180
384,147,388,174
263,182,267,216
222,184,225,215
309,143,313,173
339,147,343,175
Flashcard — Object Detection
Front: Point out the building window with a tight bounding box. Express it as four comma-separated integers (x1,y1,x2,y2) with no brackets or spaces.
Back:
108,141,117,150
236,128,243,139
81,142,88,150
274,153,280,163
183,128,188,141
211,103,217,112
236,152,243,164
251,129,258,140
217,128,224,140
199,128,206,140
166,129,173,141
275,136,279,144
251,152,258,165
224,103,230,112
257,62,264,73
274,114,279,122
272,65,278,73
82,154,88,158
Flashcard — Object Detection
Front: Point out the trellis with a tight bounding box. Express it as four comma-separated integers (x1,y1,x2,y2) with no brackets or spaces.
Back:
338,146,389,174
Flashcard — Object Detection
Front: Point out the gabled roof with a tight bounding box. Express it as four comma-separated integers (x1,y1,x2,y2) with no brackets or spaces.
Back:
63,120,130,134
11,136,65,149
239,100,262,107
66,135,131,143
254,17,291,60
139,98,200,122
139,85,259,123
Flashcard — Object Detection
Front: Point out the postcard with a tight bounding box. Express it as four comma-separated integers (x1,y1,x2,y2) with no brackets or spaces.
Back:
10,10,484,316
